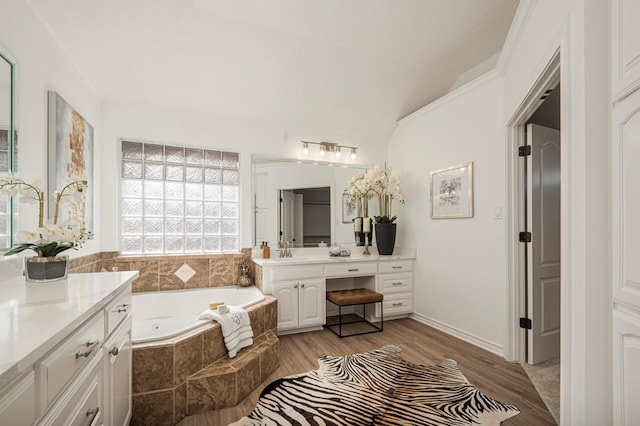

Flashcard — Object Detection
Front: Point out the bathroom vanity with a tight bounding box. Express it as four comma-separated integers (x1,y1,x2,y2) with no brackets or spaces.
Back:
0,271,138,426
253,248,416,334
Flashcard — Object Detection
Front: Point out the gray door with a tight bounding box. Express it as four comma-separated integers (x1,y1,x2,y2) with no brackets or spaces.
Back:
527,123,561,364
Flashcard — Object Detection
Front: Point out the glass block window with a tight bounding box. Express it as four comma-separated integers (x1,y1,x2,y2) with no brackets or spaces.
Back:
120,141,240,254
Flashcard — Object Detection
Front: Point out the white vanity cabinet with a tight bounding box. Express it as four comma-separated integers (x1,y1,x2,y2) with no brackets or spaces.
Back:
256,251,415,334
103,316,132,426
377,260,414,317
103,287,133,426
0,272,137,426
0,371,36,426
269,265,325,333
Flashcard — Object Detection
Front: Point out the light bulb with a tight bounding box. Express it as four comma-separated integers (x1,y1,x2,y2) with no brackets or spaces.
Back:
319,145,326,157
302,142,309,155
350,148,357,160
335,148,342,159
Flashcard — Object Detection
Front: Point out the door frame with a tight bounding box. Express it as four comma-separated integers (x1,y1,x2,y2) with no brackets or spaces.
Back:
505,49,560,362
505,41,574,421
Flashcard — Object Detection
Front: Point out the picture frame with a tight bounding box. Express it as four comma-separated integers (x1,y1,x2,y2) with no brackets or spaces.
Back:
430,161,474,219
48,91,94,231
342,194,357,223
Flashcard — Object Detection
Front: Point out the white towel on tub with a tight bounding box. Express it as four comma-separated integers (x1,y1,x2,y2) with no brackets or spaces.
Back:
197,306,253,358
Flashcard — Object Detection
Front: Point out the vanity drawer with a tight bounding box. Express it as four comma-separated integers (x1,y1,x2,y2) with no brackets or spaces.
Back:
378,260,413,273
382,293,413,315
37,311,105,409
324,262,377,278
39,352,103,426
270,265,324,281
106,288,131,336
379,273,413,293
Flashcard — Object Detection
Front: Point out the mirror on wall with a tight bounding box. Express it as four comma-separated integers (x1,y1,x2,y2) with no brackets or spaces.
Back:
0,50,16,251
252,156,371,248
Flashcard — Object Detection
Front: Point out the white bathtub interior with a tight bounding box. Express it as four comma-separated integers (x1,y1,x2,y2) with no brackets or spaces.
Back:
132,286,265,344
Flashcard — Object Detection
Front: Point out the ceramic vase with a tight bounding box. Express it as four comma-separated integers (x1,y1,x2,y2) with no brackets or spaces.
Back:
375,223,397,255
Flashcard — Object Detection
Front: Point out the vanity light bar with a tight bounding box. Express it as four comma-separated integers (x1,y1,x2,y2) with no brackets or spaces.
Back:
300,141,357,160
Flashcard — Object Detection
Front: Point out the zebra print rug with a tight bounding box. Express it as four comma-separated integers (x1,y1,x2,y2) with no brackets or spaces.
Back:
230,345,519,425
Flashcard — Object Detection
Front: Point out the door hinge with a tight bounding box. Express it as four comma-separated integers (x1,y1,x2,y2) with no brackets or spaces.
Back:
519,231,532,243
519,318,532,329
519,145,531,156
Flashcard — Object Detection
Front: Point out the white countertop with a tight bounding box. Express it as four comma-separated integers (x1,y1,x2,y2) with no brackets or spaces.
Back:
252,246,416,267
0,271,138,389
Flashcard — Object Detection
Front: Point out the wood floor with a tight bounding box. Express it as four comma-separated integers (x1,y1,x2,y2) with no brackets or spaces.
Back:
178,318,556,426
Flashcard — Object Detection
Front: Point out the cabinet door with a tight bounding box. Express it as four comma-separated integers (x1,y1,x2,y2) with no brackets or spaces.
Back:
104,317,132,426
0,371,35,426
298,279,325,328
273,282,299,330
612,0,640,100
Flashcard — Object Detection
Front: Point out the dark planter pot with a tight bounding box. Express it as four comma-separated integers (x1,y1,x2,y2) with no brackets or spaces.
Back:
375,223,397,255
25,255,68,283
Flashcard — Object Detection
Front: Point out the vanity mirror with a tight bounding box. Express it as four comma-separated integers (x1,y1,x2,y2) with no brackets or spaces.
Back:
252,155,372,248
0,50,16,251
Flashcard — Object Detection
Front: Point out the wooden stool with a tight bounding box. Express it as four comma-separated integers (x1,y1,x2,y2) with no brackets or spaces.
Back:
325,288,383,338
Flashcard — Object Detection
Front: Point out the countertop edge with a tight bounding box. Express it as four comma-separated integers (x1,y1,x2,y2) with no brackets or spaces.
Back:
0,271,139,390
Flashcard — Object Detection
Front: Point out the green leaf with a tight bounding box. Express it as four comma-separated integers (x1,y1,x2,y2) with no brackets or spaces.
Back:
3,244,34,256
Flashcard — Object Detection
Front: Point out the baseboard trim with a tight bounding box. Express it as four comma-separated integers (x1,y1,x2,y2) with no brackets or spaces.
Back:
409,312,504,357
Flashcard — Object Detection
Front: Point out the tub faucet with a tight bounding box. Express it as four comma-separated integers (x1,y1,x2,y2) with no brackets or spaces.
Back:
280,240,292,258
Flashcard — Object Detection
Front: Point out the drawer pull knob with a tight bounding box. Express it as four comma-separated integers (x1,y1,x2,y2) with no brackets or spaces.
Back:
115,303,128,313
85,340,99,347
392,282,403,286
392,303,403,307
75,348,95,359
293,283,298,289
86,407,100,425
301,283,305,288
110,346,119,356
347,268,359,272
392,266,403,269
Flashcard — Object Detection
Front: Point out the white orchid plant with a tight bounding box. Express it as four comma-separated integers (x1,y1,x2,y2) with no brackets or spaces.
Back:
0,172,93,257
344,164,405,223
344,171,375,208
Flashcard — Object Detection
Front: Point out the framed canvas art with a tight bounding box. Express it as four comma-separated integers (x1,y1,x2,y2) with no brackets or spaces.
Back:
48,91,94,231
430,162,474,219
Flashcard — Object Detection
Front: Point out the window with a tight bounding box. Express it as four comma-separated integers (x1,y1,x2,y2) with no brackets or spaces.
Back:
120,141,239,254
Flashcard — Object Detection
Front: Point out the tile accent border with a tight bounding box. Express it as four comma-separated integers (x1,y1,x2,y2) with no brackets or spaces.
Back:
67,249,262,293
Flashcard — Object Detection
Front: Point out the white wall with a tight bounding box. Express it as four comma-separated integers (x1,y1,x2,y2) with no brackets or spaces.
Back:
0,0,102,259
388,0,612,423
388,73,506,354
502,1,611,424
102,101,387,250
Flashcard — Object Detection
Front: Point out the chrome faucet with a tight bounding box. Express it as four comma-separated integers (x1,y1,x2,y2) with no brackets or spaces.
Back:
280,240,292,258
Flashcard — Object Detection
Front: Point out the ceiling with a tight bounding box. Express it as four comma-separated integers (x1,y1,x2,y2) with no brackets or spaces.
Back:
27,0,519,142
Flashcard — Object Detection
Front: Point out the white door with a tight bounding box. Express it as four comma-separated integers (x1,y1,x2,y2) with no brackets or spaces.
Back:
280,190,295,245
527,123,561,364
293,194,303,247
105,318,132,426
273,282,298,331
298,279,325,328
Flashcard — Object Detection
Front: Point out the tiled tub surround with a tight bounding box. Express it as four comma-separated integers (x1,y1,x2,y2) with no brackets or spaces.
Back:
130,296,278,426
66,249,261,292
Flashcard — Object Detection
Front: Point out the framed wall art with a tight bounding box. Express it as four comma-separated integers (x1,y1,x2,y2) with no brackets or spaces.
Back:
342,193,357,223
430,161,474,219
48,91,94,230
